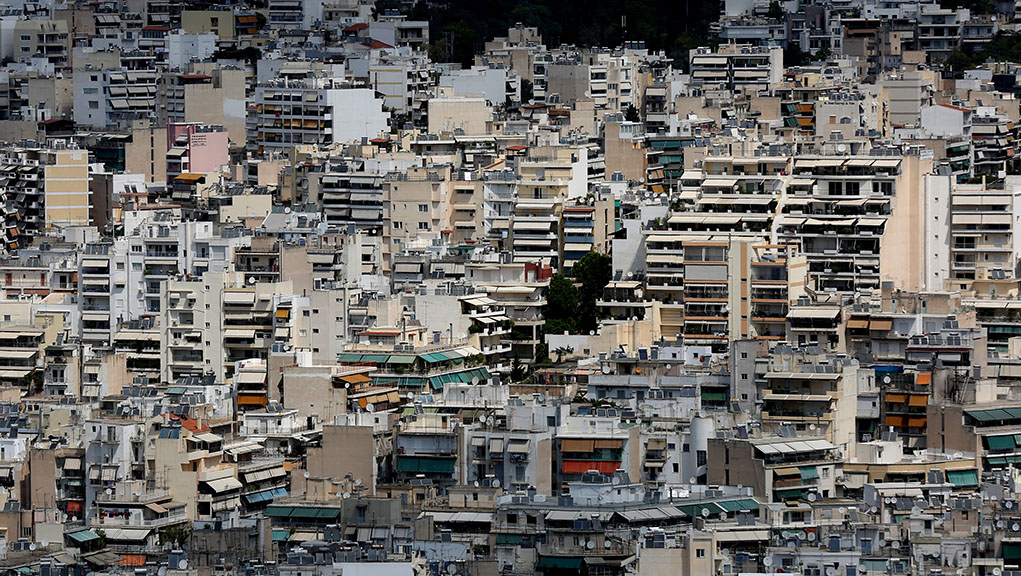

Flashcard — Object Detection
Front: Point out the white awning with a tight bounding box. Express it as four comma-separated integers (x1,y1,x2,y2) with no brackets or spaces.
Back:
224,292,256,305
787,308,840,319
202,477,242,492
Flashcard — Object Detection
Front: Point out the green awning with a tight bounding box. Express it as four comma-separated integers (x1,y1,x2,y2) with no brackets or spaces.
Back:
536,557,584,570
386,355,416,365
290,508,321,519
702,391,727,402
946,469,979,488
265,506,293,517
397,456,455,474
497,533,527,545
775,489,805,500
360,354,389,363
338,353,364,363
861,560,888,571
1004,541,1021,560
678,503,724,518
422,353,450,363
987,435,1016,451
67,530,100,544
718,499,759,512
799,466,820,480
165,386,186,395
272,529,290,542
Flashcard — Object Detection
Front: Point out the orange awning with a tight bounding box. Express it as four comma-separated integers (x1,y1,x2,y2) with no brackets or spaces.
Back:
174,173,205,183
915,373,932,385
340,373,371,385
908,417,927,428
886,393,908,403
562,439,594,452
908,395,928,407
885,415,906,427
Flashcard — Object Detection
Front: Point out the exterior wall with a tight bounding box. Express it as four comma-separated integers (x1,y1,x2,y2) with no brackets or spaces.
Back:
880,155,932,292
307,425,377,495
44,149,90,228
427,98,491,135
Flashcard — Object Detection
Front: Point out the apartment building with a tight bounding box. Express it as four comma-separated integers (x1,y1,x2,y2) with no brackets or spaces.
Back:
382,165,453,269
7,19,69,67
248,79,388,155
163,68,248,145
642,236,806,350
688,45,783,94
73,68,159,129
708,436,841,504
0,144,91,248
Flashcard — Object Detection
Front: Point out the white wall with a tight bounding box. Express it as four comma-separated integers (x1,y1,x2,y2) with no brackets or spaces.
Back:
326,88,389,144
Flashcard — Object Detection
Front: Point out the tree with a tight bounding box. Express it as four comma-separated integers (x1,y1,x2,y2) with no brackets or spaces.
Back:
554,346,575,363
570,252,612,332
624,104,641,122
520,79,533,104
543,274,580,334
767,1,784,19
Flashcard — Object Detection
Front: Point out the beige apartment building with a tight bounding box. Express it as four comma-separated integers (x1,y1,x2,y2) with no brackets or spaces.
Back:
44,149,91,228
382,165,453,270
644,235,806,351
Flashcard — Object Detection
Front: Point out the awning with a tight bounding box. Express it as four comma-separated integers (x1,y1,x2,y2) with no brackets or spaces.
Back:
788,308,840,319
145,503,168,514
490,438,504,453
202,477,243,492
774,467,800,477
946,469,978,488
508,439,529,454
561,439,595,452
869,320,893,331
67,530,100,544
224,292,256,305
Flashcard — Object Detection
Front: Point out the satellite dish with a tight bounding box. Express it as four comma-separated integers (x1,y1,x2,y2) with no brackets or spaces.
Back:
807,492,817,502
407,392,415,401
105,488,113,495
826,567,837,576
366,403,375,413
41,541,48,548
883,376,891,384
601,365,611,374
28,544,35,551
604,540,612,549
158,568,167,576
492,479,500,488
994,568,1003,576
586,540,595,550
689,477,697,484
179,561,188,570
809,424,817,430
612,475,621,485
1013,523,1020,532
858,565,867,573
807,532,817,542
474,480,480,488
763,557,773,567
701,508,710,518
303,471,310,479
719,512,728,521
447,564,458,575
342,492,351,499
248,277,256,284
912,506,922,515
838,507,847,514
892,541,901,550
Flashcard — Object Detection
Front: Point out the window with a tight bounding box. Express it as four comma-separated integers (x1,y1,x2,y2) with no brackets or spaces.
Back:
83,87,98,94
418,204,428,212
393,221,402,229
696,549,705,558
418,222,429,230
697,450,707,466
89,101,99,109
